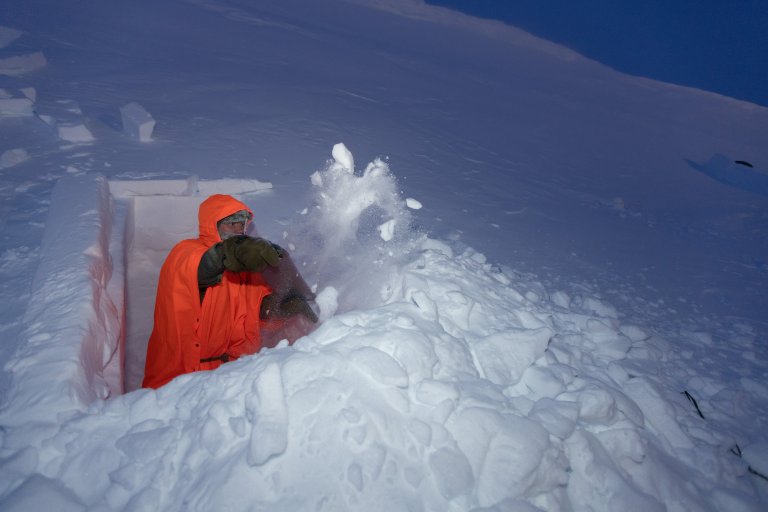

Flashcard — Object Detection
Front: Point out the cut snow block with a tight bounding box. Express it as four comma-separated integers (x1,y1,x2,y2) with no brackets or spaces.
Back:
35,99,95,143
20,86,36,102
57,123,95,143
1,148,30,169
0,26,24,48
0,88,35,116
0,97,34,116
120,102,156,142
0,51,47,76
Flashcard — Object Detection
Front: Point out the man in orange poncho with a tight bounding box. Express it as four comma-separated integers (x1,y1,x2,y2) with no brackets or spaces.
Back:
143,194,317,388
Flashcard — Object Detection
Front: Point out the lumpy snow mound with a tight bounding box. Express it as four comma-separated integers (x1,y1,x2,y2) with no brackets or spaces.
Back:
0,145,762,511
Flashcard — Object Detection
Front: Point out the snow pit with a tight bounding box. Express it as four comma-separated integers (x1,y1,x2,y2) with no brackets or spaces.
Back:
112,176,272,391
0,173,272,426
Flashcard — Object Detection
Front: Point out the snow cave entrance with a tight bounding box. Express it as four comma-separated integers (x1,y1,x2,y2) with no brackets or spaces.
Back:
110,178,272,393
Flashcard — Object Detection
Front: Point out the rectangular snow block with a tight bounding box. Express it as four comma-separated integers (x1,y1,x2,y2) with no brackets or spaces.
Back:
1,148,30,168
34,99,95,143
0,51,47,76
120,101,156,142
0,97,34,116
57,123,95,143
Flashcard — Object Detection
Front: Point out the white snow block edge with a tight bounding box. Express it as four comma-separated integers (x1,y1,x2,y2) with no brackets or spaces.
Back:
120,101,156,142
109,177,272,198
0,51,47,76
1,148,30,169
57,123,95,143
0,97,34,116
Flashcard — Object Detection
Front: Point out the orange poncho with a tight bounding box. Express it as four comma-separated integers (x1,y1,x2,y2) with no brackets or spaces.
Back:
142,194,271,388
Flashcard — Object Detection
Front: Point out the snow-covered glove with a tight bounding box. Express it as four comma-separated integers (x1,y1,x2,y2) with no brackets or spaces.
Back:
221,235,281,273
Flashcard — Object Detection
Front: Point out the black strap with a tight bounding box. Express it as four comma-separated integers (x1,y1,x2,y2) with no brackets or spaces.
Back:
200,353,230,364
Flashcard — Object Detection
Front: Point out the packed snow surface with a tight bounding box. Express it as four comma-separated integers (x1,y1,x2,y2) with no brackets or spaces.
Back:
1,0,767,510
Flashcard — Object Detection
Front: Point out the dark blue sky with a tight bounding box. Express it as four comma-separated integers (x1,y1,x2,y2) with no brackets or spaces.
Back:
426,0,768,107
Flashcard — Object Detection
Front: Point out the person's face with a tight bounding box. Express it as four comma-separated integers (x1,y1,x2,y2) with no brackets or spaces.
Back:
219,221,246,239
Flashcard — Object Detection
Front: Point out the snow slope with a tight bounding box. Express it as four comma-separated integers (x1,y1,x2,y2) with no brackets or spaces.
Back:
1,0,767,510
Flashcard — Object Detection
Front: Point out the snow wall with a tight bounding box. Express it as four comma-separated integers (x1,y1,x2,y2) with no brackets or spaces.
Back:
0,174,272,425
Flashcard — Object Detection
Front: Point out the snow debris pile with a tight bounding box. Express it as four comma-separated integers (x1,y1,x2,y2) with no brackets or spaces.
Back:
0,145,762,511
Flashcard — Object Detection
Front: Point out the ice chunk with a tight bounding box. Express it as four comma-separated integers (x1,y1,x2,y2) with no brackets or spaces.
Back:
1,148,30,169
472,327,553,386
581,297,618,319
0,26,23,48
378,218,396,241
528,398,579,439
0,97,34,116
20,87,36,102
405,197,422,209
624,378,693,450
0,51,47,76
120,101,156,142
116,424,177,464
550,290,571,308
408,419,433,446
34,99,96,143
429,447,474,499
245,363,288,466
566,429,665,512
516,365,568,400
575,384,618,424
0,474,85,512
585,319,632,359
57,123,95,143
349,346,409,388
332,142,354,172
314,286,338,322
200,416,224,455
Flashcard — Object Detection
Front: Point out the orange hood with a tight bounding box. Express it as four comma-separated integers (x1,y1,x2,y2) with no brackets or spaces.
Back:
198,194,253,247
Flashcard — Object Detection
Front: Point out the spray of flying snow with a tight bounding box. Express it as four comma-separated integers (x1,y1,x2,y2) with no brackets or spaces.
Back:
288,143,420,314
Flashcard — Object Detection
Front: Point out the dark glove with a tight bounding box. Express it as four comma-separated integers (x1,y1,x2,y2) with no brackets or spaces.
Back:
221,235,281,273
260,293,319,323
279,295,319,323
